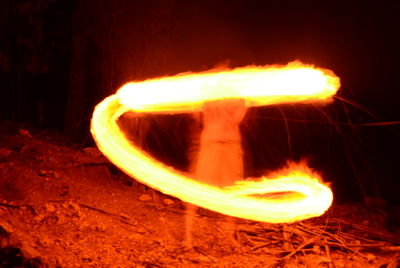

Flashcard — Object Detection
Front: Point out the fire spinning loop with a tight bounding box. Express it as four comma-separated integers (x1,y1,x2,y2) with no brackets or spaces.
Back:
91,61,340,223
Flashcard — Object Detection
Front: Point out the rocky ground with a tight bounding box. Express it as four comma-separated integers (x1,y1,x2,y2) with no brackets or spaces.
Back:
0,120,399,267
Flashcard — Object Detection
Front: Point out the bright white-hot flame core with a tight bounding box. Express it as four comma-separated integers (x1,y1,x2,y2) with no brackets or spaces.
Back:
91,61,339,223
117,61,339,113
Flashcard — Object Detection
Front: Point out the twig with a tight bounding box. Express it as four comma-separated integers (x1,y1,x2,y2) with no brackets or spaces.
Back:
324,241,369,259
0,203,21,209
249,236,271,243
324,239,334,268
77,203,137,227
336,230,377,243
337,243,390,248
379,246,400,251
193,246,217,261
331,219,400,245
296,224,345,246
251,241,280,252
282,225,293,250
282,237,317,259
0,202,36,215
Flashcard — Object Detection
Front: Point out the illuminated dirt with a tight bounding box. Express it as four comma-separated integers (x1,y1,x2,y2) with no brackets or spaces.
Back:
1,121,399,267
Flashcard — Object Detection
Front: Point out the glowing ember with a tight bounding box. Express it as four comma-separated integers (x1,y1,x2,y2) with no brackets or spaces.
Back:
91,61,339,223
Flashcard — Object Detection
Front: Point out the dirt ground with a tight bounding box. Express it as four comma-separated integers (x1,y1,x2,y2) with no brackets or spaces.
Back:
0,120,399,267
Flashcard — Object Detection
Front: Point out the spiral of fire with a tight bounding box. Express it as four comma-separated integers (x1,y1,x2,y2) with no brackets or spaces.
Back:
91,62,339,223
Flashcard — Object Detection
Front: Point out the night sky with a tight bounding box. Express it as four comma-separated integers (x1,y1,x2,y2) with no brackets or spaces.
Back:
1,0,399,204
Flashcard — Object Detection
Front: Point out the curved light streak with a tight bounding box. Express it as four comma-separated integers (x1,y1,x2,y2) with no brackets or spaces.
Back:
91,62,339,223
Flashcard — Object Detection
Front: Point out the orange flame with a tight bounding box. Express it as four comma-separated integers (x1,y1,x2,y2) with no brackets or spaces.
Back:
91,61,339,223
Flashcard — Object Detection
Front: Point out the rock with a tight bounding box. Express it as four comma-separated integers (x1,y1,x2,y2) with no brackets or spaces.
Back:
33,215,45,223
163,198,174,205
83,147,102,157
0,148,12,157
0,246,42,267
15,241,40,260
139,194,152,202
18,129,32,138
0,225,10,248
198,254,212,263
38,169,54,178
69,202,82,218
135,227,147,234
0,222,13,234
44,203,56,213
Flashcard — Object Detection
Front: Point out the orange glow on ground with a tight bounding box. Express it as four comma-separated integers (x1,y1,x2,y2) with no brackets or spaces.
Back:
91,61,339,223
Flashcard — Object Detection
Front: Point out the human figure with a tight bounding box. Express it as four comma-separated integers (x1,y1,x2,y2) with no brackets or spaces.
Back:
185,98,247,248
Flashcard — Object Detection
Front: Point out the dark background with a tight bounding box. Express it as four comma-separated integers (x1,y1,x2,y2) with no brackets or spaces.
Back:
1,0,399,204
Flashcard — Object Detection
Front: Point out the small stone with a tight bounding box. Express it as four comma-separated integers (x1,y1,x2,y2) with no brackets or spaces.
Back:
366,253,376,263
139,194,152,202
18,128,32,138
83,147,102,157
69,201,80,211
45,203,56,213
0,148,12,157
95,223,106,232
163,198,174,205
71,203,82,218
318,256,332,263
20,241,40,259
136,227,147,234
53,171,61,179
312,245,321,254
38,169,53,178
198,255,211,262
128,233,138,240
33,215,44,223
57,215,65,224
119,213,132,221
0,222,13,233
